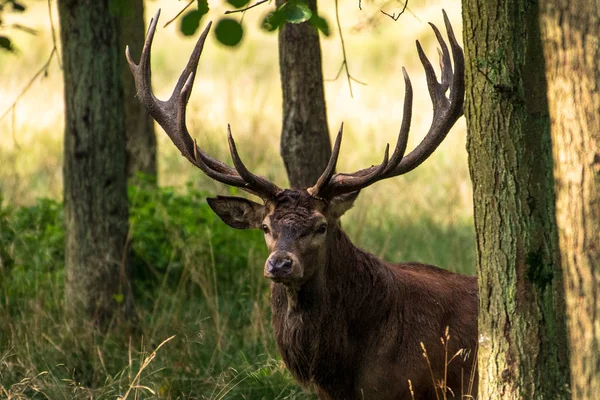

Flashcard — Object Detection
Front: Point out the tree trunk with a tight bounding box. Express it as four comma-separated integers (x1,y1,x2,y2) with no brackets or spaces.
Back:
58,0,134,328
117,0,157,181
277,0,331,189
462,0,570,397
540,1,600,397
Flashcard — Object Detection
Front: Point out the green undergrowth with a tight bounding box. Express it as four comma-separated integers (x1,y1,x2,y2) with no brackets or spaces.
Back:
0,182,475,399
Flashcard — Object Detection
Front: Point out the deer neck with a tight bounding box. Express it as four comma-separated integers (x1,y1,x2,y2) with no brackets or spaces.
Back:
277,226,375,316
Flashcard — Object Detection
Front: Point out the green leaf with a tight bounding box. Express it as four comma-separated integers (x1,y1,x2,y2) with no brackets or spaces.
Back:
279,0,312,24
11,1,26,12
227,0,251,8
215,18,243,47
309,14,329,36
197,0,209,15
180,10,202,36
0,36,14,52
261,11,283,32
113,293,124,304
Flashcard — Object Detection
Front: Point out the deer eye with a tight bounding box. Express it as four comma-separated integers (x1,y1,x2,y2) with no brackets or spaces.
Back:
315,224,327,234
261,224,270,234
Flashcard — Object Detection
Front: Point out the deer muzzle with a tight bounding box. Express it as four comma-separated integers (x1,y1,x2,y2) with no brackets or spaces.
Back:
264,251,302,282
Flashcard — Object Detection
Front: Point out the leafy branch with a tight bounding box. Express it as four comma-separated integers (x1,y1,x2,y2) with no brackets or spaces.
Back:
224,0,269,15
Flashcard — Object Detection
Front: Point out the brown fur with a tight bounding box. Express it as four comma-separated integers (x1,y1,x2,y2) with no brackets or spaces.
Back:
209,190,478,399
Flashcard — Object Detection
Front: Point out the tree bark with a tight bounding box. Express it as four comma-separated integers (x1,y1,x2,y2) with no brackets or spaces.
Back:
462,0,570,397
117,0,157,181
540,1,600,397
277,0,331,189
58,0,134,328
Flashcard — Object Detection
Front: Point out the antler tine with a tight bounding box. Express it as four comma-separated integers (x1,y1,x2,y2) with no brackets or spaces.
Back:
391,11,464,174
430,22,452,93
415,38,446,114
126,9,161,115
442,9,465,108
307,124,344,197
383,67,413,175
320,145,391,197
227,125,281,197
127,9,281,199
312,70,412,199
311,11,464,199
190,137,248,187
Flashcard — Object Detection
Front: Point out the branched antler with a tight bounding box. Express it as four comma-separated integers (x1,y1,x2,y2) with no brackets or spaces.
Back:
127,10,463,202
126,10,282,199
308,10,464,199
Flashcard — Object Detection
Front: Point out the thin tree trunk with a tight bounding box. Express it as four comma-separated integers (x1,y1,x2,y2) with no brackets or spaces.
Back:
117,0,157,181
277,0,331,189
462,0,570,397
540,1,600,397
58,0,134,328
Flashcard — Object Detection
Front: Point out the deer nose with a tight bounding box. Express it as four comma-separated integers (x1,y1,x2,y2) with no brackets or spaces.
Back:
266,257,292,276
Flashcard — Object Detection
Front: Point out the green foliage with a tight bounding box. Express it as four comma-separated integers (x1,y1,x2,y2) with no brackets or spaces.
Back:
0,0,29,52
227,0,251,8
0,181,475,397
214,18,244,47
197,0,210,13
278,0,312,24
261,11,282,32
179,0,330,47
180,0,209,37
0,35,13,51
5,0,26,12
261,1,329,35
180,9,203,36
128,182,265,292
0,196,64,312
309,13,330,36
0,183,309,398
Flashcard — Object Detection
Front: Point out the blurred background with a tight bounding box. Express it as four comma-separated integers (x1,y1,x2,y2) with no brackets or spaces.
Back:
0,0,474,398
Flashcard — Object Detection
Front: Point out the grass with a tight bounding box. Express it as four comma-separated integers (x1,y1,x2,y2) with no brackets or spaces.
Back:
0,0,475,398
0,185,475,398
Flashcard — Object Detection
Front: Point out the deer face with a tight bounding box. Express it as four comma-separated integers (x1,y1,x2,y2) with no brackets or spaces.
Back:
207,190,358,285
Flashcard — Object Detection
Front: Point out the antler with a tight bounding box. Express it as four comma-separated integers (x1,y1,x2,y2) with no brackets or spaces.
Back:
125,10,282,199
308,11,464,199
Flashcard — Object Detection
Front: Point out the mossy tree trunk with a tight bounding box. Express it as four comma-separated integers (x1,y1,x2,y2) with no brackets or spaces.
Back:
117,0,157,181
277,0,331,189
58,0,134,328
462,0,570,397
540,1,600,397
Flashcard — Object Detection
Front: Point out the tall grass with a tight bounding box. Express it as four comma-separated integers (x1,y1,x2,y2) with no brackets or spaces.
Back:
0,0,475,397
0,183,475,398
0,185,312,398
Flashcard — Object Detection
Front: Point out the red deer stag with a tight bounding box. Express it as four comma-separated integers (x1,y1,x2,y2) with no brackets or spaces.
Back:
127,10,478,400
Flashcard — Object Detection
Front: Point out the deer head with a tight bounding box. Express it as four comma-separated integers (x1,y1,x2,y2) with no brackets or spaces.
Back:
126,10,464,287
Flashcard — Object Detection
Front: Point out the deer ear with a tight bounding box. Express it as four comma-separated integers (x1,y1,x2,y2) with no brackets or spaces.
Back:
328,191,360,218
207,196,265,230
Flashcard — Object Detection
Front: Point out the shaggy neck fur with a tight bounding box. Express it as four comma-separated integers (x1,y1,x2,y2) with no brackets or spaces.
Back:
270,225,399,396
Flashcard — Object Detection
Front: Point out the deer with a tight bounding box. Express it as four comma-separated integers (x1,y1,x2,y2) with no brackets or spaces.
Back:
127,9,478,400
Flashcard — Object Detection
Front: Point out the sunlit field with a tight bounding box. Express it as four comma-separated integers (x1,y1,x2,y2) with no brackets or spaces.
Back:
0,0,475,398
